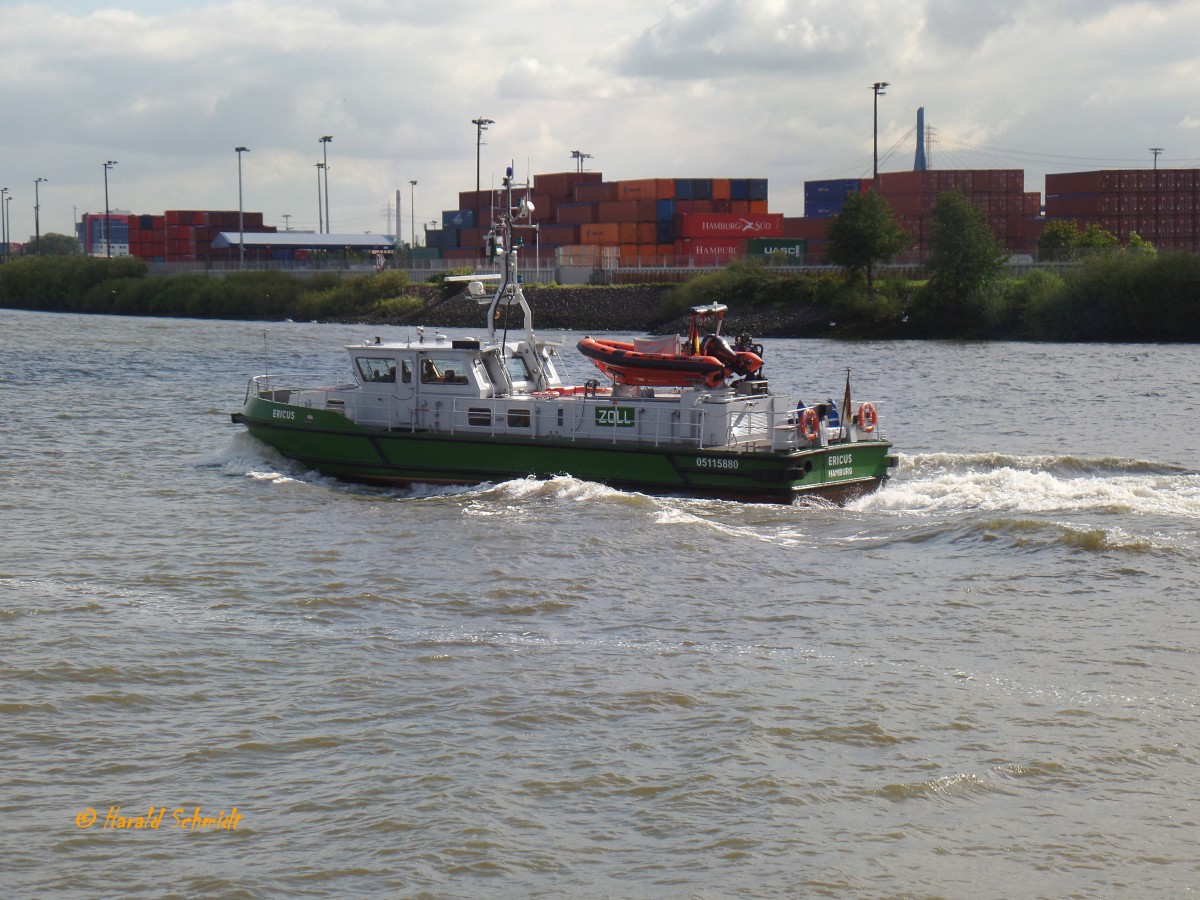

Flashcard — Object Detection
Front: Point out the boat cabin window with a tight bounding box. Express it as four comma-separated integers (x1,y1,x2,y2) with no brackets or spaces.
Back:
507,408,531,428
505,354,532,383
420,356,470,385
356,357,396,383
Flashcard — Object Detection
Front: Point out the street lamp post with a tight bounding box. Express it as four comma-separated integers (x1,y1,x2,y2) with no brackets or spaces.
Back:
871,81,889,184
319,135,332,233
409,180,417,248
471,117,494,196
103,160,117,258
235,147,249,267
3,193,10,264
34,177,47,256
315,163,325,233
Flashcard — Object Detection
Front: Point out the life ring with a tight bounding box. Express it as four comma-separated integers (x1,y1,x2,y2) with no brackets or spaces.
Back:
858,402,878,433
799,407,820,442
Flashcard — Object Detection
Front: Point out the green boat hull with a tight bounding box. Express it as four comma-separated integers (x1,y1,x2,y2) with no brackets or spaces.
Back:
232,396,895,504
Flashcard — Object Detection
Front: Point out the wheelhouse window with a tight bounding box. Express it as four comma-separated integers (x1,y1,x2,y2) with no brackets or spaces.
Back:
420,357,471,385
356,357,396,383
505,354,532,383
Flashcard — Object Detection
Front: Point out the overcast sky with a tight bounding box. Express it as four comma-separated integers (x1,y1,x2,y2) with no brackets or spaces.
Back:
4,0,1199,243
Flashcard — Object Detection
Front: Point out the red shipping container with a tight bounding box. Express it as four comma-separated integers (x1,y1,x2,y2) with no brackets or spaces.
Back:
574,181,618,203
675,212,783,239
675,238,746,263
533,171,603,197
598,200,639,222
783,217,829,240
555,203,599,225
618,222,638,244
538,223,580,246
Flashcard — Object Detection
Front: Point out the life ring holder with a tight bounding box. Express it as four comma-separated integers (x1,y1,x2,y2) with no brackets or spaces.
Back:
858,402,878,433
799,407,820,442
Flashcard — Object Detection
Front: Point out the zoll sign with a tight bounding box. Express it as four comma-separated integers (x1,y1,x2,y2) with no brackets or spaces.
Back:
676,213,784,239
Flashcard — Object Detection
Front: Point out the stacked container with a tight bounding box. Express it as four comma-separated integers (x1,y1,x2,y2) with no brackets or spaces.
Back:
428,173,772,266
1044,169,1200,251
875,169,1038,254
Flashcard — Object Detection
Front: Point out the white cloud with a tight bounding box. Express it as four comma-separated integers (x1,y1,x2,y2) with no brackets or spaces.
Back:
3,0,1200,242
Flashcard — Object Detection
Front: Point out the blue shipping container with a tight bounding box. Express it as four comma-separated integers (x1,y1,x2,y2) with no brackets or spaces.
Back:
804,179,863,202
442,209,476,228
804,200,844,218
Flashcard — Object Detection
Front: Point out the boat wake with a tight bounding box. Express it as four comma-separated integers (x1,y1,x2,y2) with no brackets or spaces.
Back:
849,451,1200,557
858,452,1200,519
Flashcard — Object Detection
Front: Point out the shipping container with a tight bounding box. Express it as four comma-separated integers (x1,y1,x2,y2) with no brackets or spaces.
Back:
557,244,602,266
573,181,618,203
618,178,674,200
555,202,599,226
598,200,640,222
537,223,580,246
675,178,713,201
580,222,620,245
442,209,476,228
782,217,829,240
533,171,603,197
804,179,864,201
675,212,784,239
675,238,746,263
747,238,808,260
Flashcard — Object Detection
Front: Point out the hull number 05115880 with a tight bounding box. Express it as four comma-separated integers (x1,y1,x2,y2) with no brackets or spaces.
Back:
696,457,739,470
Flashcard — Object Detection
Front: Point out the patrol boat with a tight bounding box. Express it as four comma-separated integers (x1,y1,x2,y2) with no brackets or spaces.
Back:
230,169,895,504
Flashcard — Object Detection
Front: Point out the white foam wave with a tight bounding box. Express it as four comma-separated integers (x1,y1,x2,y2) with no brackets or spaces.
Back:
857,452,1200,520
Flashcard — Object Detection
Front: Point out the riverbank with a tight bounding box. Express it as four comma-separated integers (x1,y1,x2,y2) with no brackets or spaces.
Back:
373,284,839,338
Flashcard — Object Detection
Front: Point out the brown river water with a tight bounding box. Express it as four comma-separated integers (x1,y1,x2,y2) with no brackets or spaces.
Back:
2,309,1199,897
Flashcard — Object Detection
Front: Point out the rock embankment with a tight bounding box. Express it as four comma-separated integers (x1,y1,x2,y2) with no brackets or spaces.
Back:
386,284,833,338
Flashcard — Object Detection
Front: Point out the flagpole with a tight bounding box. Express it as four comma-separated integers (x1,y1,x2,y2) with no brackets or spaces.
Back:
842,367,852,440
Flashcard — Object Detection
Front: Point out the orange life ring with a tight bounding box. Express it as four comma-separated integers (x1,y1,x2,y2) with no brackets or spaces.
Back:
858,402,878,433
799,407,820,442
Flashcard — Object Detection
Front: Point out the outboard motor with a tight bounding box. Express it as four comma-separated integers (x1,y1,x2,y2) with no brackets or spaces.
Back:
700,334,764,377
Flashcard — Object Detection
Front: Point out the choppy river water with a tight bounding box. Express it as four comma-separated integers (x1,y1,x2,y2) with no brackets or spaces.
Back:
2,309,1199,898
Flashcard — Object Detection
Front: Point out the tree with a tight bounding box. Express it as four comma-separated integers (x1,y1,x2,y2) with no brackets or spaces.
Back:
1037,219,1079,262
33,232,83,256
914,190,1008,336
825,189,910,289
1075,223,1119,253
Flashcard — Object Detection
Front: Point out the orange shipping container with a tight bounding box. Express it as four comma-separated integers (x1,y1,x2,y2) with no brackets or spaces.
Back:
580,222,620,245
618,222,638,243
711,178,732,201
618,178,674,200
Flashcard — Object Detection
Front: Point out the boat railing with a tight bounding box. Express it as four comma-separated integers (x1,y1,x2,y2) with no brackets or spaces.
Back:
246,373,347,404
